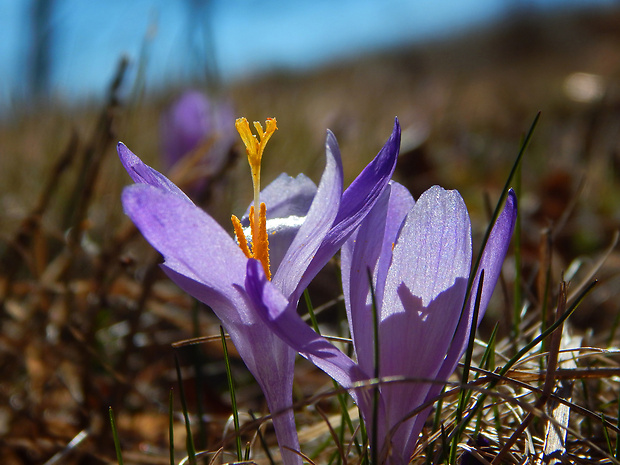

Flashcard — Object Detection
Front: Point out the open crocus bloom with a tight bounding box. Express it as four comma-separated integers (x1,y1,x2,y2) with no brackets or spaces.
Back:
118,118,400,464
245,182,517,464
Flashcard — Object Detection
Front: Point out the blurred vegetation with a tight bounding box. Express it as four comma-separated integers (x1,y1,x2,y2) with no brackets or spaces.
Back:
1,6,620,464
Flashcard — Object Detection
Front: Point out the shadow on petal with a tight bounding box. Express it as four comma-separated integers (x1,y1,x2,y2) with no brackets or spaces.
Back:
376,276,468,462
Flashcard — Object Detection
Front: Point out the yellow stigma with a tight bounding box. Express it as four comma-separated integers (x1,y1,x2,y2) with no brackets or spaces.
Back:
232,117,277,280
235,117,278,211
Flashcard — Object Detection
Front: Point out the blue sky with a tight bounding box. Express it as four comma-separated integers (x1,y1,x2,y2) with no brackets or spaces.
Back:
0,0,615,109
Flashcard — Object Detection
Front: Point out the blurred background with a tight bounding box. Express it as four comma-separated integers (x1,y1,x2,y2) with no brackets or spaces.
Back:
2,0,620,463
0,0,617,109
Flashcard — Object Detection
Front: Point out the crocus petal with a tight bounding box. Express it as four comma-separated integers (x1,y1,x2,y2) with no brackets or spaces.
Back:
287,119,401,305
273,131,344,299
329,118,401,245
405,189,518,457
383,185,472,317
245,259,370,407
381,279,470,461
377,186,472,460
470,189,518,326
118,142,192,202
121,184,248,322
341,187,390,376
374,181,416,305
436,188,518,379
341,181,414,374
160,275,301,465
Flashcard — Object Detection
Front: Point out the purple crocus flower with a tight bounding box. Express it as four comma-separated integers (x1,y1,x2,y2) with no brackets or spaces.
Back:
245,181,517,464
118,118,400,464
160,90,236,186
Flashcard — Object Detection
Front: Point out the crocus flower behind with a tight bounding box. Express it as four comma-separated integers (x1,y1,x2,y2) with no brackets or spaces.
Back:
160,90,236,192
119,118,401,464
245,182,517,464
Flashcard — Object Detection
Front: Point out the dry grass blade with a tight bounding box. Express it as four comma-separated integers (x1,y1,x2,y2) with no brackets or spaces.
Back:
539,330,582,464
297,407,360,445
491,282,566,464
41,429,89,465
315,405,347,465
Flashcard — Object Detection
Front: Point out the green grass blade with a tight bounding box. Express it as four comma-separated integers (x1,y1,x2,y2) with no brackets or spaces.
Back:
466,112,540,324
440,424,450,464
368,269,380,465
478,323,499,378
249,410,275,465
461,272,484,395
512,153,523,343
359,412,370,465
245,440,252,461
109,407,124,465
191,302,208,451
426,386,445,465
169,389,175,465
450,272,484,464
304,289,321,334
616,390,620,459
604,413,615,457
220,326,243,462
493,402,502,443
174,354,197,465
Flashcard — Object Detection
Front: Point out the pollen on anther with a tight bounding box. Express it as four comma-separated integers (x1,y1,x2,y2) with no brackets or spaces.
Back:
232,215,252,259
254,203,271,280
231,204,271,280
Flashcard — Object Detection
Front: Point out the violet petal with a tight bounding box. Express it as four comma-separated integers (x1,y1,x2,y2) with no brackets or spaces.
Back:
121,184,247,312
327,118,401,246
378,186,472,458
406,189,517,456
117,142,192,202
289,119,401,305
341,187,390,376
272,131,344,299
245,259,370,407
